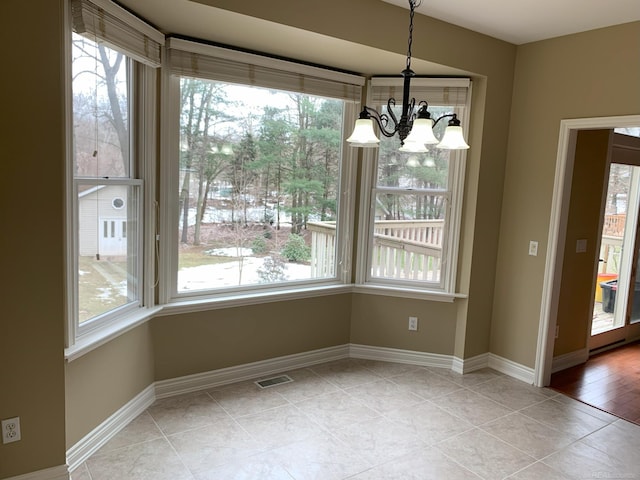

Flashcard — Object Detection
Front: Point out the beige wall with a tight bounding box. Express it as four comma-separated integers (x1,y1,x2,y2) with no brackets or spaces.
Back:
65,324,155,448
491,22,640,368
350,294,456,354
153,295,352,381
0,1,67,477
554,130,611,356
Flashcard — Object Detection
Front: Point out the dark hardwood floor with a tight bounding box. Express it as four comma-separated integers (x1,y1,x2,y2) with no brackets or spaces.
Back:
550,341,640,425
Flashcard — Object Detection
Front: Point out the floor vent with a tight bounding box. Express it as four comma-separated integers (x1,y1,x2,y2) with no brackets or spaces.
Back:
255,375,293,389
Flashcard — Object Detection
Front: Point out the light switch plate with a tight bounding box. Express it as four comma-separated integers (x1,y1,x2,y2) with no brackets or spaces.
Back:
576,239,587,253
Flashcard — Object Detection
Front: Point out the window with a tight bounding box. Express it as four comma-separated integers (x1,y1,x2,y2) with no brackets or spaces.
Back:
358,78,471,296
66,0,163,349
162,39,364,302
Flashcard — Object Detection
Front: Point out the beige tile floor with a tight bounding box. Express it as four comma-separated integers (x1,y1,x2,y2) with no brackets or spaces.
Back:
70,358,640,479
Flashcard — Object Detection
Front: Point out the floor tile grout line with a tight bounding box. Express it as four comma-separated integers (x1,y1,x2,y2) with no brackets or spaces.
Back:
144,409,198,480
78,360,640,479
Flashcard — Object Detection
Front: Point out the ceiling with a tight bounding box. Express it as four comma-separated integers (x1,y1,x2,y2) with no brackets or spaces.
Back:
117,0,638,76
382,0,640,44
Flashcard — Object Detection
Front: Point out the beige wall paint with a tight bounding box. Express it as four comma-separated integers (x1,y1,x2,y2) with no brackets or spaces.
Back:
0,1,67,477
554,130,611,356
152,295,352,381
491,22,640,368
65,324,155,448
350,294,456,355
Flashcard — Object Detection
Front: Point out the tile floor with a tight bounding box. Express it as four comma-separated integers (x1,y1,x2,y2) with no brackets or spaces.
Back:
70,359,640,479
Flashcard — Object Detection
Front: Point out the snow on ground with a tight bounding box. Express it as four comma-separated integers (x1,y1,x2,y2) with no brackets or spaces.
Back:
178,256,313,291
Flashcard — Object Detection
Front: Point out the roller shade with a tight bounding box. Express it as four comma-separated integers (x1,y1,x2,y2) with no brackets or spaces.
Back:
167,38,365,103
71,0,164,67
369,77,470,106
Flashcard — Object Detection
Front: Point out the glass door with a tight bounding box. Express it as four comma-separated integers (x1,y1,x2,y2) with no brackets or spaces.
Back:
591,143,640,349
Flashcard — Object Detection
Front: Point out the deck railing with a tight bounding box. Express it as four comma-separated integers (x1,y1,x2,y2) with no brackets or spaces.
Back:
307,219,443,280
599,214,625,274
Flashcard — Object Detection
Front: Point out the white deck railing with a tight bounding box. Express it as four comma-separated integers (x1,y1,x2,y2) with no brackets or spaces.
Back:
307,219,443,280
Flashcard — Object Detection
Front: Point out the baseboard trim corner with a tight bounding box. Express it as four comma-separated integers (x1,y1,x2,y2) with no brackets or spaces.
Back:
5,465,69,480
66,384,155,472
552,348,589,373
488,353,536,384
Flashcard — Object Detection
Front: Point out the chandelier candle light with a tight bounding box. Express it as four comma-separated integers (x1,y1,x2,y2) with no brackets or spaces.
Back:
346,0,470,152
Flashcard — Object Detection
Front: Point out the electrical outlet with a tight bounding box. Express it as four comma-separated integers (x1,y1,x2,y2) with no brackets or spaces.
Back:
408,316,418,331
528,241,538,256
2,417,21,444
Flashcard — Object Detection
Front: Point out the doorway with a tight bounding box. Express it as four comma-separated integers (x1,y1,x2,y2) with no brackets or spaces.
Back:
590,153,640,350
535,116,640,387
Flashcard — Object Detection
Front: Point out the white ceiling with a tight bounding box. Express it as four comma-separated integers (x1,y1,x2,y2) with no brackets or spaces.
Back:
382,0,640,44
117,0,638,76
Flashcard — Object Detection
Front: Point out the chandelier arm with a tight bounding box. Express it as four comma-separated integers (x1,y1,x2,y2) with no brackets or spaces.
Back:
363,105,397,138
432,113,457,127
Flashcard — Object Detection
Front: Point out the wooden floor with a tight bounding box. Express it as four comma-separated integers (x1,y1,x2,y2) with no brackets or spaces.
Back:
550,341,640,425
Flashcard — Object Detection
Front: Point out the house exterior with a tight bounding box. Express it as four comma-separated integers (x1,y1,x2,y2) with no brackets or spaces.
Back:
1,0,639,478
78,185,129,257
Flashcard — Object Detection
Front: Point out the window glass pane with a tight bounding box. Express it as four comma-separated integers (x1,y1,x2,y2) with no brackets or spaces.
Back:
177,78,344,292
371,192,446,283
376,106,451,189
370,103,457,286
72,32,130,178
77,184,139,323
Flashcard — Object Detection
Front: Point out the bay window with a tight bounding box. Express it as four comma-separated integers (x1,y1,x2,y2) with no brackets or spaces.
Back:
161,39,364,303
357,78,471,296
66,0,162,352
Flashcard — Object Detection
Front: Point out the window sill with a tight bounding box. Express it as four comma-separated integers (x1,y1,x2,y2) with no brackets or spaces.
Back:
65,283,464,361
352,283,467,302
158,283,353,317
65,306,163,362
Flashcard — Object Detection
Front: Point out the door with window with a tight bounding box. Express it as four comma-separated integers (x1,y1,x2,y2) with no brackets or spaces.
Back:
590,131,640,350
99,218,127,256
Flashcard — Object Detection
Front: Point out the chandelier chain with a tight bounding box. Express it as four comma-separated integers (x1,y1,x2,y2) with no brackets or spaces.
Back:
406,0,421,70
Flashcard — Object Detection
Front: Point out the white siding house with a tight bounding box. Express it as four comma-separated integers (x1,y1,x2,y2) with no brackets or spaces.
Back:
78,185,129,257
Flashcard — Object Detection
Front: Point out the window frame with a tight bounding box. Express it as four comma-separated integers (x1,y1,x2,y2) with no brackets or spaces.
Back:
159,39,363,307
355,78,471,300
64,0,162,357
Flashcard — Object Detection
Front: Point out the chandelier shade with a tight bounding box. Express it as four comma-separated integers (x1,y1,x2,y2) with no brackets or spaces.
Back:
347,0,469,152
345,117,380,147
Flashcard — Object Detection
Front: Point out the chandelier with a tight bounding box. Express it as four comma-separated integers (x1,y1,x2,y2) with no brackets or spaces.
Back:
346,0,470,152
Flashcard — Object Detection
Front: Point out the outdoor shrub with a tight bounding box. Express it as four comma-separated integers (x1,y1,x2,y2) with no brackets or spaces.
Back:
257,256,287,283
251,236,267,254
281,233,311,263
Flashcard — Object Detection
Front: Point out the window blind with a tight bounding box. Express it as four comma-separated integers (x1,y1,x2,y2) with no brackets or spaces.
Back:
71,0,164,67
167,38,365,103
369,77,470,106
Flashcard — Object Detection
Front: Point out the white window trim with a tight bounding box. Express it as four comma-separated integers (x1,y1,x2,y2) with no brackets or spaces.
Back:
355,78,471,297
159,40,363,306
65,0,160,355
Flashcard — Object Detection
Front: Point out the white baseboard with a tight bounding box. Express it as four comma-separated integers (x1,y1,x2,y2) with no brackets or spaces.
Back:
5,465,69,480
350,343,453,369
66,384,155,472
155,344,350,399
488,353,536,384
66,343,537,476
452,353,490,374
551,348,589,373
